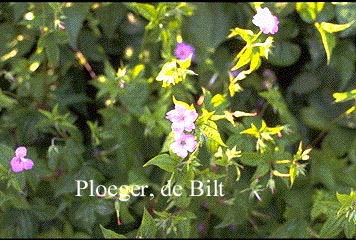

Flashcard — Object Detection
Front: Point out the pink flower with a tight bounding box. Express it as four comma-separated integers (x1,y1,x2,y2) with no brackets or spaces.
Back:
170,132,198,158
166,104,198,133
174,42,195,61
10,146,34,173
252,7,279,35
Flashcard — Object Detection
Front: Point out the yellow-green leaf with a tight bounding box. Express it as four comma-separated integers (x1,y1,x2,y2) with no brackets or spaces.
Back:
296,2,325,23
333,89,356,103
228,27,254,43
231,47,252,71
320,21,354,33
315,22,336,65
289,164,297,187
199,120,227,147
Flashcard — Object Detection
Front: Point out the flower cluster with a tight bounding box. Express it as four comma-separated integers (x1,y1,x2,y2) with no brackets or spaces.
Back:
252,7,279,35
10,146,34,173
166,102,198,158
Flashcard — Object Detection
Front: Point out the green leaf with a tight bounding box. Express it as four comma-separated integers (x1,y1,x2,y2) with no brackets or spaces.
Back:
259,87,299,137
329,41,356,91
300,106,331,131
273,18,299,40
290,72,321,95
319,215,345,238
118,81,149,115
95,3,127,38
335,2,356,37
137,208,157,238
182,3,237,60
62,3,91,49
268,41,301,67
0,143,14,170
100,225,126,239
0,89,18,110
0,192,14,208
73,199,113,234
240,151,267,167
143,153,179,173
344,219,356,238
124,3,157,22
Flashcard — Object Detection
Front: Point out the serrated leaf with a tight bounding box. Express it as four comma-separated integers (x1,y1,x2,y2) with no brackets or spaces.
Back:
319,215,345,238
100,225,126,239
62,3,91,49
137,208,157,238
344,218,356,238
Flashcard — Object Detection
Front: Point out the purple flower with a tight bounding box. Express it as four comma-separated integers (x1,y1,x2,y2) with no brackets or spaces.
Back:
166,104,198,133
231,69,239,78
174,42,195,61
10,146,34,173
170,132,198,158
252,7,279,35
198,223,205,233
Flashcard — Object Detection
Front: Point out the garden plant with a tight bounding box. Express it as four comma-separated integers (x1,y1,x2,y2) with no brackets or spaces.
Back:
0,2,356,238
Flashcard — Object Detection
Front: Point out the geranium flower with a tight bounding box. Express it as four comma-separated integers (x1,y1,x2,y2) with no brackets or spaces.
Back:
10,146,34,173
166,104,198,133
252,7,279,35
174,42,195,61
170,132,198,158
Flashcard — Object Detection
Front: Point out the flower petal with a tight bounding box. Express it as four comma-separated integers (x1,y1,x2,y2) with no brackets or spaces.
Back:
15,146,27,158
10,157,24,172
23,158,34,170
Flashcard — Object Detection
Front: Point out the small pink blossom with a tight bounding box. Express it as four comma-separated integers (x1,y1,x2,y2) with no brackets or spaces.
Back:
170,132,198,158
166,104,198,133
252,7,279,35
174,42,195,61
10,146,34,173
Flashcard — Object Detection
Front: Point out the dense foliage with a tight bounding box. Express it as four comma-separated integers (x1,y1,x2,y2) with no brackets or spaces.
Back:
0,2,356,238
